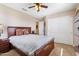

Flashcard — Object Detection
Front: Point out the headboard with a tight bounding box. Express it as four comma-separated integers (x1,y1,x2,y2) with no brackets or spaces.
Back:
7,26,31,37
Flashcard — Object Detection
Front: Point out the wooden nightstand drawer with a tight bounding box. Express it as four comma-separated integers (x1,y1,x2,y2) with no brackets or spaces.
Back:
0,39,10,53
0,42,9,45
0,45,9,48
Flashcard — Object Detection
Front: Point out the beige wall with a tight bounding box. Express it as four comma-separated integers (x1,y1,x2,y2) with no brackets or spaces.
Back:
45,10,75,45
0,4,37,38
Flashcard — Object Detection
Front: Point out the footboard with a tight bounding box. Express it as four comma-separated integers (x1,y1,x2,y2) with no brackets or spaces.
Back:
34,39,54,56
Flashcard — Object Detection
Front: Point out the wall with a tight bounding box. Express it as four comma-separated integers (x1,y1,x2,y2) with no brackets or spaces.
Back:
45,10,75,45
0,4,37,38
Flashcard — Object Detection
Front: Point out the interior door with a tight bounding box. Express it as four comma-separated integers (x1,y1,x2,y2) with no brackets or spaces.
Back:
39,21,44,35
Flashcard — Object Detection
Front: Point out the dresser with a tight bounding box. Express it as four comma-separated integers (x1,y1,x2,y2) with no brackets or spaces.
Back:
0,39,10,53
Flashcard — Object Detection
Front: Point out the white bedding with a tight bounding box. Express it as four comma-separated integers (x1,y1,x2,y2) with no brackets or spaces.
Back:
9,34,54,55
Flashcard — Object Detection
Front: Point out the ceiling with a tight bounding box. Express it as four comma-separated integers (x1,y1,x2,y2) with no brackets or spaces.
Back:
2,3,78,20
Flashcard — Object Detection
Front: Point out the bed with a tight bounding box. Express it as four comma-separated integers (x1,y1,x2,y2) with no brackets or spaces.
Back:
7,26,54,56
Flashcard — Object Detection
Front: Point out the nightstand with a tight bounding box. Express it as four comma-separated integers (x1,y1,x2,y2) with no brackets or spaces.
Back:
0,39,10,53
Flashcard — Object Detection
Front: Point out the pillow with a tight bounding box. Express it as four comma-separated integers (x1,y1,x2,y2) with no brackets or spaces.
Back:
23,29,29,35
16,29,23,36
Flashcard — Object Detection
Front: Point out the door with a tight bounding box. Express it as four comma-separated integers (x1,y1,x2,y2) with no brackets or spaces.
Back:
39,21,44,35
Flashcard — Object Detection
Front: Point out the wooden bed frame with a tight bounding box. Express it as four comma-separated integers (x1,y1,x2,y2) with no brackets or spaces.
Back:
7,26,54,56
7,26,31,37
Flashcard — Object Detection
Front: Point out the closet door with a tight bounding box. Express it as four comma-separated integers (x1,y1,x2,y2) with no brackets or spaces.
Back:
74,11,79,55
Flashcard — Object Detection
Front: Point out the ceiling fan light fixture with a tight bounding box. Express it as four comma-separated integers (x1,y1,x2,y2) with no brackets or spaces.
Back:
35,5,38,11
28,3,48,12
35,6,41,12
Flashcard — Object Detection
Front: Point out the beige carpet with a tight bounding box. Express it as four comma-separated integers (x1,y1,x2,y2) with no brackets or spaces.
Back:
0,43,76,56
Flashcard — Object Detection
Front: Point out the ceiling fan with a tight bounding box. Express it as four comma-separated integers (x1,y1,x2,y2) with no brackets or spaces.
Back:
28,3,48,12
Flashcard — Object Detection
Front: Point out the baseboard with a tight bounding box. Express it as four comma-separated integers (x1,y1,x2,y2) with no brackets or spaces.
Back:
55,42,73,46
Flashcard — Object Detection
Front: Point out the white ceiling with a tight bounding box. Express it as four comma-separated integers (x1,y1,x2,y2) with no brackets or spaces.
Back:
2,3,78,19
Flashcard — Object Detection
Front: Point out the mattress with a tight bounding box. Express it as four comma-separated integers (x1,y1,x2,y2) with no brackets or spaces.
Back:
9,34,54,55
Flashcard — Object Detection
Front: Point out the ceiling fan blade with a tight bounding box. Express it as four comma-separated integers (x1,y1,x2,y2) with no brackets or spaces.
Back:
40,5,48,8
28,6,35,8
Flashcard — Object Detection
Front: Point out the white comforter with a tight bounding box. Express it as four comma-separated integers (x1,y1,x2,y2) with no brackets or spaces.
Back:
9,34,54,55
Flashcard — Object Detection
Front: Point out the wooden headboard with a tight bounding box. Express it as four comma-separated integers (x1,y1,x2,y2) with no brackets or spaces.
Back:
7,26,31,37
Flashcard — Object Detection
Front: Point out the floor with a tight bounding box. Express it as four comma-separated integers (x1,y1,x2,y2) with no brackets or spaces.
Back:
0,43,76,56
49,43,76,56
